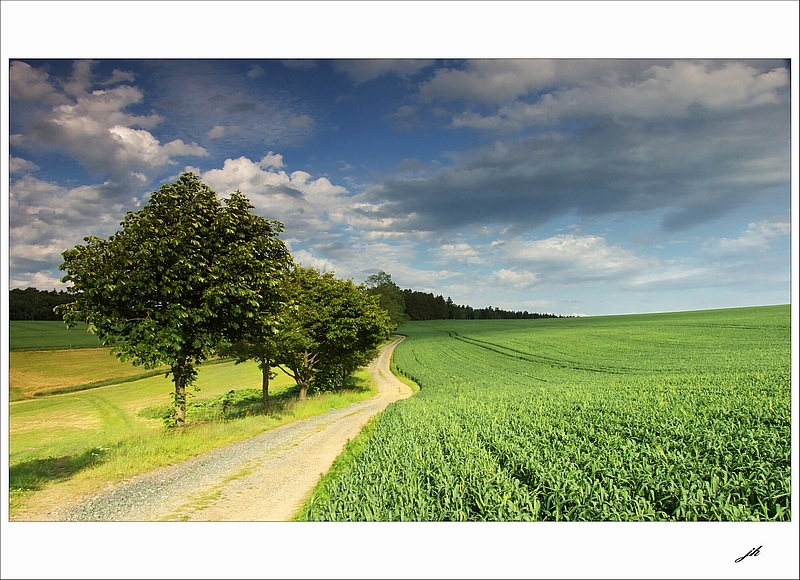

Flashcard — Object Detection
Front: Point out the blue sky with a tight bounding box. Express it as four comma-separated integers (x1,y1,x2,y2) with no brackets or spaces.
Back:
3,5,797,317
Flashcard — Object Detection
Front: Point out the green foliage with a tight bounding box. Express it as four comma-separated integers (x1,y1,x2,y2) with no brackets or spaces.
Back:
56,173,293,426
276,267,394,399
299,305,791,522
364,270,409,328
9,287,76,320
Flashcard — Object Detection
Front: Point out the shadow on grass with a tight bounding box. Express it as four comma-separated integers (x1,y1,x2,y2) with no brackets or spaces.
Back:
184,373,373,424
9,446,111,492
11,375,374,493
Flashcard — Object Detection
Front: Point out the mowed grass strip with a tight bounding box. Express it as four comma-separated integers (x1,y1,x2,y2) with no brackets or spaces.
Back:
9,348,172,401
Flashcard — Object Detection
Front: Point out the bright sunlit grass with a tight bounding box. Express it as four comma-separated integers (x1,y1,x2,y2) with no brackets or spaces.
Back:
8,354,378,517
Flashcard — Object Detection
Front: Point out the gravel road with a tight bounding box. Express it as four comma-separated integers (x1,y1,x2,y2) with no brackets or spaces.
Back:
48,336,412,522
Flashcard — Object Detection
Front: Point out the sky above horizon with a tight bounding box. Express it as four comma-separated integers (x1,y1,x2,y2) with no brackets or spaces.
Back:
6,56,793,316
4,0,797,318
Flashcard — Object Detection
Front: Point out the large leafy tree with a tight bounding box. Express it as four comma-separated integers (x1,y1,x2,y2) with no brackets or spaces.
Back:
276,267,393,400
56,173,292,426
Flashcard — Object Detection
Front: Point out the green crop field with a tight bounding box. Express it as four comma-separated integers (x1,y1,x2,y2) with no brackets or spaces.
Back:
8,321,104,350
299,305,792,522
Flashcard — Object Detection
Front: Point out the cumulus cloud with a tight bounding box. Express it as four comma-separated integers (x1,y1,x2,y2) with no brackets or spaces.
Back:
492,268,540,288
10,270,69,291
289,248,337,273
432,241,488,266
8,175,140,288
501,233,656,285
12,60,207,186
9,60,68,104
9,157,39,174
208,125,226,139
198,154,349,234
707,220,790,255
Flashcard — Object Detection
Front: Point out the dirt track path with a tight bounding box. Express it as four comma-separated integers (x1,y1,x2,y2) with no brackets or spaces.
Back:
180,335,412,522
48,336,412,522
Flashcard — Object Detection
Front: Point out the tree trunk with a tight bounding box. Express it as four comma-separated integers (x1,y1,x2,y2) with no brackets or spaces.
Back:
172,362,187,427
261,363,270,411
298,350,314,400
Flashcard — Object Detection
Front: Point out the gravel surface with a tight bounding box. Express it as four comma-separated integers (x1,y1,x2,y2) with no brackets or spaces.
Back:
47,336,412,522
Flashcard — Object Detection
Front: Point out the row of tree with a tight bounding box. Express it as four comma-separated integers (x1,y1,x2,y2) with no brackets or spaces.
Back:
21,174,564,429
8,287,75,320
364,271,565,325
10,284,564,323
56,173,392,427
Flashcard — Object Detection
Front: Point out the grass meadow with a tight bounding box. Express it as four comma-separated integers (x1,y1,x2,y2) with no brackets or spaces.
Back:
7,324,379,518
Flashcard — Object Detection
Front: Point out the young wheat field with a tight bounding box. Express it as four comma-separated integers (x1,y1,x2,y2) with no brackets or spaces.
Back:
298,305,791,521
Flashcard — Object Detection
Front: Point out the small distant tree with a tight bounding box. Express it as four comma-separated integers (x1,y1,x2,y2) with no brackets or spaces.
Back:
276,267,393,400
56,173,292,426
364,270,408,329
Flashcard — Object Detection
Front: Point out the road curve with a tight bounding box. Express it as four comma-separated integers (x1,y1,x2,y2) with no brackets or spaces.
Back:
49,335,412,522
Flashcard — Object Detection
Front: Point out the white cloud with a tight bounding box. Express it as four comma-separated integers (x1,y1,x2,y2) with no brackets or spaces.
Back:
8,176,133,278
9,60,67,104
288,248,336,273
432,60,789,130
198,155,350,235
708,220,790,254
627,266,712,289
432,241,488,266
290,114,315,131
503,233,656,284
9,157,39,174
492,268,540,288
261,152,285,169
14,61,207,183
629,220,791,291
419,59,560,104
10,270,69,291
207,125,226,139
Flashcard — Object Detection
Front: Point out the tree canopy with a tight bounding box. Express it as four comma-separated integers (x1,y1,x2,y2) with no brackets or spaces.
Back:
57,173,293,426
364,271,409,329
275,266,393,400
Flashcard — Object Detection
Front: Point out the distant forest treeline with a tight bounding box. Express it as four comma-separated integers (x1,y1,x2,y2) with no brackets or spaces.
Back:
9,286,565,321
401,289,562,320
8,288,75,320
